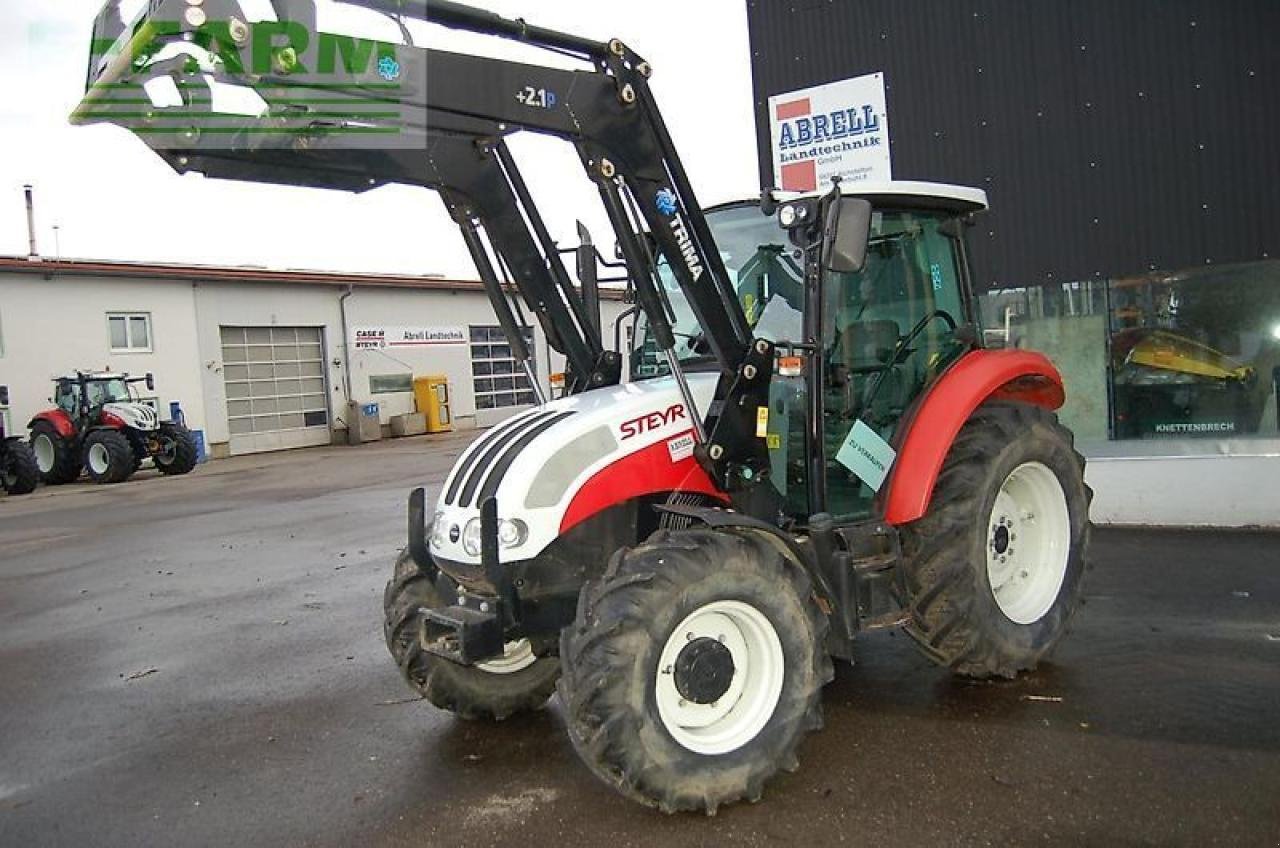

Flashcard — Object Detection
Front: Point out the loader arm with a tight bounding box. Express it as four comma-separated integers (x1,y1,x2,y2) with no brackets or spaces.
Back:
73,0,771,492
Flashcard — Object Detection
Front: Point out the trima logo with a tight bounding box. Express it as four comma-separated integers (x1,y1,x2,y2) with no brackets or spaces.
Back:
654,187,705,280
654,188,678,216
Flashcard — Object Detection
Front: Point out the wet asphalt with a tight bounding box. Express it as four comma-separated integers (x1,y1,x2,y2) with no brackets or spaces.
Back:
1,433,1278,847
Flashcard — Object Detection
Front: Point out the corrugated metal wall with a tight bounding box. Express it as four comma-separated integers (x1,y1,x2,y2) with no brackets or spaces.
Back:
747,0,1280,287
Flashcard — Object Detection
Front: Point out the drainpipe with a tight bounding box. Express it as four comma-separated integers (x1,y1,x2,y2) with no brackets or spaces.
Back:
338,285,356,439
23,185,38,260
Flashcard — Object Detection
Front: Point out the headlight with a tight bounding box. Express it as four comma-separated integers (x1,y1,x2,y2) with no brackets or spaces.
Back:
428,511,447,549
778,204,797,227
497,519,528,548
461,518,482,556
461,516,529,557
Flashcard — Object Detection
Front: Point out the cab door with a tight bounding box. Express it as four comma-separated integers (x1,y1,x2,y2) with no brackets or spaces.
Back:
818,209,972,519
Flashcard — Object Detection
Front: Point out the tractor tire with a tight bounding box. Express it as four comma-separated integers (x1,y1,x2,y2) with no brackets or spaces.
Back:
559,528,832,814
154,423,198,476
900,402,1091,679
383,550,559,720
1,439,39,495
29,421,80,485
82,429,136,485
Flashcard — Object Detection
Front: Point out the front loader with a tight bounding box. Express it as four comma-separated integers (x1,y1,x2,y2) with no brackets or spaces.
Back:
75,0,1090,813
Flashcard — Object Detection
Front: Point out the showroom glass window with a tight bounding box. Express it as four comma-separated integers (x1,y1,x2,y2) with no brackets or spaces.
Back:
1107,260,1280,440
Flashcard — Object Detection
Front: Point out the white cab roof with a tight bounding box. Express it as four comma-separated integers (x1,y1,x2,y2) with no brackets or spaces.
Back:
771,180,988,212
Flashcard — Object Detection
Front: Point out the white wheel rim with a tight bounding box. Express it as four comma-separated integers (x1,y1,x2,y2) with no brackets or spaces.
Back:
655,600,785,755
34,435,54,473
88,442,111,475
475,639,537,674
986,461,1071,625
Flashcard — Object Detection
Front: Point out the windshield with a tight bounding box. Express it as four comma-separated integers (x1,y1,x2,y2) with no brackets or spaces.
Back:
86,379,133,406
633,204,800,377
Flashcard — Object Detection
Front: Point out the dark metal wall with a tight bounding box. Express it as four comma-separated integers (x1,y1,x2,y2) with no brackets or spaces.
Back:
747,0,1280,287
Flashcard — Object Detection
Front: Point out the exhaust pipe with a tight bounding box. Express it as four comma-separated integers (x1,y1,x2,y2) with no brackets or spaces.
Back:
23,184,38,260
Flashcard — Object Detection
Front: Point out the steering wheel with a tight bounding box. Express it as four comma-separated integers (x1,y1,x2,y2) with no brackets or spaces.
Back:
893,309,957,361
854,309,958,421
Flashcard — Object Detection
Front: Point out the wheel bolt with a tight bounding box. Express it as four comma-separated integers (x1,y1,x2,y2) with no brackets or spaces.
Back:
1020,570,1029,579
686,632,695,641
999,555,1006,563
678,699,686,708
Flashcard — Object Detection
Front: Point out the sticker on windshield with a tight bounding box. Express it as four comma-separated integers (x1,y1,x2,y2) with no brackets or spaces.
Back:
834,419,896,492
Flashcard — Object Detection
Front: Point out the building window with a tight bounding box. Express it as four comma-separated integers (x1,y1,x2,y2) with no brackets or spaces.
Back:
369,373,413,394
108,313,152,352
470,325,536,410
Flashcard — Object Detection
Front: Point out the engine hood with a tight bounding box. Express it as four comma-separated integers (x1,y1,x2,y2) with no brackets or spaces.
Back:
430,373,720,565
103,401,159,431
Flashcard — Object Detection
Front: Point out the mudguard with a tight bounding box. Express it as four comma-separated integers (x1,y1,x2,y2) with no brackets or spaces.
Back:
29,409,76,439
882,349,1065,525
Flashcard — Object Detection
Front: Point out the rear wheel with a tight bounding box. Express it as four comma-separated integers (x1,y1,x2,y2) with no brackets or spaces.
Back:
900,402,1091,678
154,423,198,475
383,550,559,720
30,421,79,485
1,440,39,495
559,528,831,814
82,430,136,485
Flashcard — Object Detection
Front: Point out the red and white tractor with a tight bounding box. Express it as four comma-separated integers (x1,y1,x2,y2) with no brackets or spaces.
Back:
28,371,198,485
74,0,1091,814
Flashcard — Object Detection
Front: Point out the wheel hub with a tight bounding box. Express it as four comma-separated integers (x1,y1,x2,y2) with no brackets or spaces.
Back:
654,600,785,755
673,637,735,705
991,523,1011,555
33,435,54,473
985,461,1071,625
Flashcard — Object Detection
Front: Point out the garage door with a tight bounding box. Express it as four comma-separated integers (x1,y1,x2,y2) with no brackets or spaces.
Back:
220,326,331,455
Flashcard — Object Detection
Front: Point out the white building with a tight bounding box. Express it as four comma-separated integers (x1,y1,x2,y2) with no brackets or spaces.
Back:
0,256,626,457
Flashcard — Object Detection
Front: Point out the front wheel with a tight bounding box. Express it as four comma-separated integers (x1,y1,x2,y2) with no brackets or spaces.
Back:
900,402,1091,678
154,423,198,475
559,528,832,814
1,440,39,495
382,551,559,720
30,421,79,485
82,430,136,485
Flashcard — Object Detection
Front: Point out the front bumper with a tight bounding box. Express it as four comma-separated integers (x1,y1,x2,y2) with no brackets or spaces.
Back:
408,488,574,666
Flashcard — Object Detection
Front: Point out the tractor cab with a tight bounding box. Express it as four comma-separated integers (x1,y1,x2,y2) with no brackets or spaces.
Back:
634,181,987,520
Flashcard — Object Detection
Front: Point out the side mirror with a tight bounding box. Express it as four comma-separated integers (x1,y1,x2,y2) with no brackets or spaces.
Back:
145,372,155,391
822,197,873,274
0,385,8,406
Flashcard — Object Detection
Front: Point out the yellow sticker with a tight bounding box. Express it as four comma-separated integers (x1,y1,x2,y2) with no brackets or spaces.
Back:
755,405,769,438
767,433,782,450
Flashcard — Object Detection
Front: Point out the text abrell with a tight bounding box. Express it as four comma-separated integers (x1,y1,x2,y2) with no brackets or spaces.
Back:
620,404,686,440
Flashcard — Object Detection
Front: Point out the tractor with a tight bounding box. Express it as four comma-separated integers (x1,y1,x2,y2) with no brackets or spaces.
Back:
29,371,198,485
0,385,39,496
74,0,1090,813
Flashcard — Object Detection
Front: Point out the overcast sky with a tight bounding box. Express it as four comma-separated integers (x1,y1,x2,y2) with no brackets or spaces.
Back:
0,0,760,278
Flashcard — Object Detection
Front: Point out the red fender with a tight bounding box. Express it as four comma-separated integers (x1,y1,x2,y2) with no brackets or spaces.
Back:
560,429,728,533
882,349,1065,526
29,409,77,439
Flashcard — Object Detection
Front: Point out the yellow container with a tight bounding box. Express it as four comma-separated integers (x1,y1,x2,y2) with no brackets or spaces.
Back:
413,375,453,433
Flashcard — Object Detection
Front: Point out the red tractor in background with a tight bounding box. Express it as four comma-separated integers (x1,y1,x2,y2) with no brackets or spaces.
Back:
1,385,39,496
29,371,198,485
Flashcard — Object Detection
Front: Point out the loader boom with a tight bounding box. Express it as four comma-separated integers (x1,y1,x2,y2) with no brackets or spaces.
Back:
75,0,769,490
